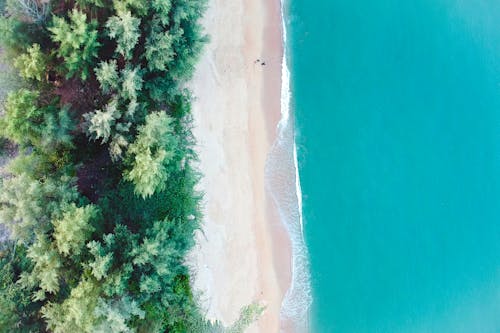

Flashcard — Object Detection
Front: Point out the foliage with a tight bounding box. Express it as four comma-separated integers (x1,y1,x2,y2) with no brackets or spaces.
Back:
53,203,98,257
95,60,119,93
145,19,174,72
120,66,142,101
14,43,47,81
227,303,266,333
86,97,120,143
24,233,62,296
0,89,74,149
0,0,217,331
0,89,41,146
124,111,177,198
0,245,45,332
106,9,141,60
41,278,101,332
0,172,78,243
49,9,100,80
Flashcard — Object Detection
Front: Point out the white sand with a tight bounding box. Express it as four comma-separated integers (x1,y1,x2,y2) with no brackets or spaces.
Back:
188,0,291,331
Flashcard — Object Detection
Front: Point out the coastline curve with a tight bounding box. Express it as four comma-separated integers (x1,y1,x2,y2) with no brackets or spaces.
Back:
265,0,312,331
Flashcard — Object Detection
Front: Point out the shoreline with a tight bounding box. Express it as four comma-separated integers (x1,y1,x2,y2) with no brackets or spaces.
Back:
188,0,293,331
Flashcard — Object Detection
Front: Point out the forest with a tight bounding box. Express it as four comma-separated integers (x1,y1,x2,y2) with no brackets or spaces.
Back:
0,0,255,331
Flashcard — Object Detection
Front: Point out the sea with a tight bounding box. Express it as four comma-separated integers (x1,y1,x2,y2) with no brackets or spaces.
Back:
281,0,500,332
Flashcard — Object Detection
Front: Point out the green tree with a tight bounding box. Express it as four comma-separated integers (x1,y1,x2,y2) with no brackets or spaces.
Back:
13,43,47,81
41,104,74,148
0,245,45,332
113,0,148,17
151,0,172,24
0,173,78,243
106,9,141,60
0,89,41,146
49,9,100,80
23,233,62,297
0,0,209,330
53,203,98,257
145,19,174,72
120,66,142,101
41,279,101,332
87,240,113,281
94,297,145,332
95,60,119,93
124,111,177,198
0,90,74,148
85,98,120,143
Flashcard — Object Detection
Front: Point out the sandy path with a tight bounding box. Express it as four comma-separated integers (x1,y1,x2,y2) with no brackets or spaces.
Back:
188,0,291,331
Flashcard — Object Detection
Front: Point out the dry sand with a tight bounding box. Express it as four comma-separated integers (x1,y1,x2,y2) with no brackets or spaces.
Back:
189,0,292,331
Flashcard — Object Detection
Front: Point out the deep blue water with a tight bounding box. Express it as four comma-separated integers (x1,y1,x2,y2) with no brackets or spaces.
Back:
289,1,500,332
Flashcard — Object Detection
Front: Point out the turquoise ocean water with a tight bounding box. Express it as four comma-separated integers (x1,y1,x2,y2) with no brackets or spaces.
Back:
287,0,500,332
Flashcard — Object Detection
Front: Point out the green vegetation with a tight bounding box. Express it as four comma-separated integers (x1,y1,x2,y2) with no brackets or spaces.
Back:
0,0,221,331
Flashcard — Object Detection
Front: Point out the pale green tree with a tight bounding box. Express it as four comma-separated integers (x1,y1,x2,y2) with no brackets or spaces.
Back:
120,66,142,101
109,133,129,161
112,0,148,16
24,233,62,296
13,43,47,81
41,279,101,332
53,203,98,257
106,9,141,60
94,297,145,333
0,173,78,243
124,111,177,198
85,98,120,143
49,9,100,79
95,60,119,93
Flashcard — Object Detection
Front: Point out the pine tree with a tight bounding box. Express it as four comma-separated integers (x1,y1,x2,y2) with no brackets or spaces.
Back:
0,173,78,243
95,60,119,93
41,279,101,332
106,9,141,60
24,233,62,296
85,98,120,143
151,0,172,24
42,104,74,148
109,133,129,161
94,297,145,332
113,0,148,17
0,245,45,332
87,240,113,281
13,43,47,81
120,66,142,101
145,19,175,72
53,203,98,257
0,89,42,146
0,0,210,330
49,9,100,80
124,112,177,198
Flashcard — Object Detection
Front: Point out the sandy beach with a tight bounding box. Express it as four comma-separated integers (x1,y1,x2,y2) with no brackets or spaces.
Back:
189,0,291,331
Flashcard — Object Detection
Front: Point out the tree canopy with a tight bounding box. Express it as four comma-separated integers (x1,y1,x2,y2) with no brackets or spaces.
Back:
49,9,100,80
0,0,261,332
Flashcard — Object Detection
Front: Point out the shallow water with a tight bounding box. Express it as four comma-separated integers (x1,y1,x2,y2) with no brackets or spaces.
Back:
288,0,500,332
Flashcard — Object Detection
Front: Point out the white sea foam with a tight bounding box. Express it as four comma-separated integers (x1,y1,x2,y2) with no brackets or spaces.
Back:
264,1,312,331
